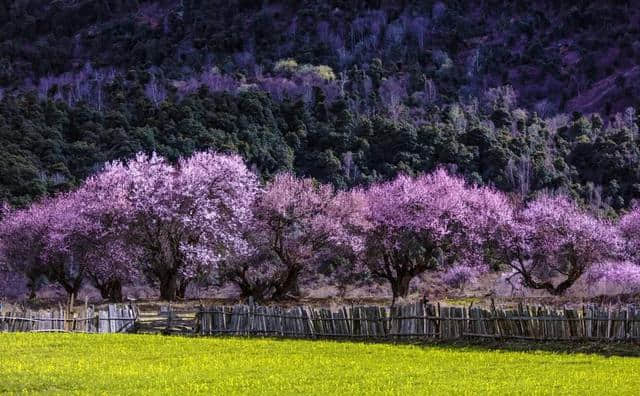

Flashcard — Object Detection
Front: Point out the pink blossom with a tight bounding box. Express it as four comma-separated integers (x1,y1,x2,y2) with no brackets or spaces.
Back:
496,195,620,295
220,173,358,301
442,265,479,290
351,169,510,301
585,261,640,294
104,151,259,300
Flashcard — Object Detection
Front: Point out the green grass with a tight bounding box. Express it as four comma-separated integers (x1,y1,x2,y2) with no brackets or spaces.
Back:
1,334,639,395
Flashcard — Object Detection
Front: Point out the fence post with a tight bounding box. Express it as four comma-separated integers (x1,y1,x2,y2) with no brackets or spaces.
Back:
108,305,112,333
195,305,203,335
165,303,173,334
466,302,474,338
491,298,501,339
624,306,629,340
436,302,441,339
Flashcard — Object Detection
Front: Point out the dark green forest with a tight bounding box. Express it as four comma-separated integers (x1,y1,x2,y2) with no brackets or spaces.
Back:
1,0,640,214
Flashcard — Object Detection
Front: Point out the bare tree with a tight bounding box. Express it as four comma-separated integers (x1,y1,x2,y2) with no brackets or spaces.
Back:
144,76,166,108
506,154,532,198
433,2,447,20
342,151,360,183
408,16,429,50
379,76,407,120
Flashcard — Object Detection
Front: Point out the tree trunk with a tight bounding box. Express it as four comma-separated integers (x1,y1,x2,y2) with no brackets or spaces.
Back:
159,273,178,301
176,279,189,300
517,259,582,297
390,273,413,305
237,281,267,303
27,273,39,300
272,266,301,301
97,279,124,302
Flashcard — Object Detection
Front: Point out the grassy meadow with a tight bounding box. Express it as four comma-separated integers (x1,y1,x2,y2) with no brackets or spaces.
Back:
1,333,639,395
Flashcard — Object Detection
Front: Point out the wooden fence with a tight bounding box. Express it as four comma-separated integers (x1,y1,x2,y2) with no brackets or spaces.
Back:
5,301,640,340
196,302,640,341
0,303,138,333
136,304,196,335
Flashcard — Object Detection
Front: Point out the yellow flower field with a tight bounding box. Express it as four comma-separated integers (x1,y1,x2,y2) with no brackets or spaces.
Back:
1,333,639,395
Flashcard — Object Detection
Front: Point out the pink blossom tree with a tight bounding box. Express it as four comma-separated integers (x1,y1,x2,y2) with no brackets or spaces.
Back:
74,169,141,302
595,206,640,294
619,205,640,260
0,202,50,299
0,193,97,304
496,195,619,295
585,261,640,295
172,151,258,288
220,173,360,301
352,170,511,302
43,195,92,302
100,151,258,301
0,205,29,300
1,173,137,303
0,151,258,303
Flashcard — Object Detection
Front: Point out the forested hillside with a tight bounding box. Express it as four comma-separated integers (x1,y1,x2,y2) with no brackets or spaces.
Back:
2,0,640,213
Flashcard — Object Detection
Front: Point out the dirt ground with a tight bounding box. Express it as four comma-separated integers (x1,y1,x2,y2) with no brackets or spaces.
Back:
4,270,640,311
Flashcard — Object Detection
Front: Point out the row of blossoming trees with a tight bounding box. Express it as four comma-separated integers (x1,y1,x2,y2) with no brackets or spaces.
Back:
1,151,640,304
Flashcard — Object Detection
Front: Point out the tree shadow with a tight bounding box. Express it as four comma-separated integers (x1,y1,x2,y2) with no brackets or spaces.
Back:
421,338,640,358
206,335,640,358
